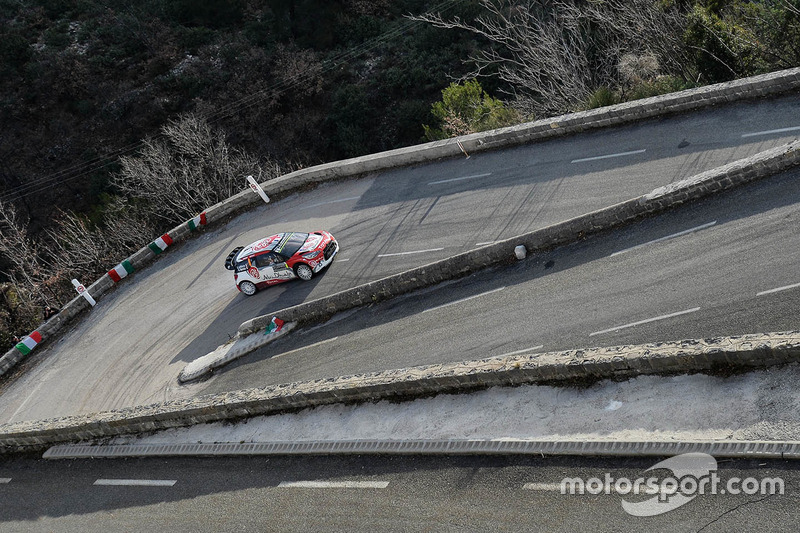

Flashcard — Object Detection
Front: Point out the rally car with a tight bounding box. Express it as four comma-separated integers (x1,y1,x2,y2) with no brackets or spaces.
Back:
224,231,338,296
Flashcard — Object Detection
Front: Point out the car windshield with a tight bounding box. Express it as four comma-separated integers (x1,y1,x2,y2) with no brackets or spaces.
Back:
273,232,309,258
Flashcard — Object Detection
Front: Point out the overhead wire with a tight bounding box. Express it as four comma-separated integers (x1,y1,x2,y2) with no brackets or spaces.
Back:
0,0,467,203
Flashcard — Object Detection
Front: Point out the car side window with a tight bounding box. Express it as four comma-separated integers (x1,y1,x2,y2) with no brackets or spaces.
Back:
254,253,281,268
254,254,271,268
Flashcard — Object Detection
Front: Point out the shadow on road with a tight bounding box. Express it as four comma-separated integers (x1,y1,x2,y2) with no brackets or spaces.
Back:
205,166,800,383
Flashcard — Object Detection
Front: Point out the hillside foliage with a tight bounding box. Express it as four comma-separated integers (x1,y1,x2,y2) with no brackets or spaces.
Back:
1,0,800,345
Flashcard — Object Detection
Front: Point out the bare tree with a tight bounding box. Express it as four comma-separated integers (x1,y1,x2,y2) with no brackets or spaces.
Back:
44,211,107,279
410,0,688,116
113,113,280,224
42,197,158,289
1,115,284,315
0,198,60,306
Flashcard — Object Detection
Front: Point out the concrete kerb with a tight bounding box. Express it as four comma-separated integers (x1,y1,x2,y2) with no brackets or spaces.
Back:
3,67,800,377
1,332,800,453
178,322,297,382
231,140,800,345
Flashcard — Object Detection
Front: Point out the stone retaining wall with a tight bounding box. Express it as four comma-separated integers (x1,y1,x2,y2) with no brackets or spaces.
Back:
1,332,799,453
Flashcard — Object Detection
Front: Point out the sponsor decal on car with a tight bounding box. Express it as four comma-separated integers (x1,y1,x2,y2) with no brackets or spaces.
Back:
248,266,260,279
298,235,323,253
250,237,275,253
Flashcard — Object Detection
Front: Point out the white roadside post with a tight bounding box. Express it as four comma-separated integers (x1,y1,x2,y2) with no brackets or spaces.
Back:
247,175,270,204
72,279,96,307
456,139,470,159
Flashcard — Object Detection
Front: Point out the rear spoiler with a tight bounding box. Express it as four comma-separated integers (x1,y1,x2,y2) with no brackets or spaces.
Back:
224,246,244,270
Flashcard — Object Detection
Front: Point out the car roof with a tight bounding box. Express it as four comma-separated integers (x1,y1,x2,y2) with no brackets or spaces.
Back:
236,232,309,261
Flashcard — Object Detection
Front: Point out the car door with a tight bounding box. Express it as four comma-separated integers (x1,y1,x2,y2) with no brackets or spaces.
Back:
254,252,293,284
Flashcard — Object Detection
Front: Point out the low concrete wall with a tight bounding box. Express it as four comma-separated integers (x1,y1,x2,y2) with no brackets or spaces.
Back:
239,140,800,335
3,67,800,376
1,331,798,453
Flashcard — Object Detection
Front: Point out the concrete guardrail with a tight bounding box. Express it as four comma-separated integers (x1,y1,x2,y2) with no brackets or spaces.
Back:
1,331,799,453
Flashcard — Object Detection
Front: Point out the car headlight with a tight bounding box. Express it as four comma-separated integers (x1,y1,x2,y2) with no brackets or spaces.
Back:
302,251,322,259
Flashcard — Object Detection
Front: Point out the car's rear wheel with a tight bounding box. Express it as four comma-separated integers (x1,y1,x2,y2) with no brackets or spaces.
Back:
295,263,313,281
239,280,257,296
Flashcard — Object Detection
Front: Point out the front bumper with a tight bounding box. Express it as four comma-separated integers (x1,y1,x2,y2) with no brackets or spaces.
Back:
312,240,338,272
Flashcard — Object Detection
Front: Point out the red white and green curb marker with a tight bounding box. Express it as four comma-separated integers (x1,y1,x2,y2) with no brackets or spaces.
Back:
265,317,285,335
108,260,134,283
148,233,174,255
15,331,42,356
187,212,207,232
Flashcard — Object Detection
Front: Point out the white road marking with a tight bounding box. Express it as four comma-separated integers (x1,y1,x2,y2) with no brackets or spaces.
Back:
0,478,10,484
278,481,389,489
523,482,565,491
301,196,360,210
589,307,701,337
476,241,501,246
428,172,492,185
378,247,444,258
272,337,339,360
741,126,800,138
336,258,351,262
498,345,545,357
610,221,717,257
94,479,176,487
423,287,506,314
756,281,800,296
570,149,646,164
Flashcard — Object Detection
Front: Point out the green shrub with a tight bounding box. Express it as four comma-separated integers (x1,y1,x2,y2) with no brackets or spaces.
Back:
43,21,71,50
424,79,520,140
327,84,376,157
684,4,760,82
0,33,31,73
177,26,216,53
627,76,697,100
165,0,245,29
585,87,619,109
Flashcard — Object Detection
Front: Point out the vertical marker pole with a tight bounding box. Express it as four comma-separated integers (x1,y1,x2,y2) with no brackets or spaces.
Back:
72,279,96,307
247,175,270,204
456,140,470,159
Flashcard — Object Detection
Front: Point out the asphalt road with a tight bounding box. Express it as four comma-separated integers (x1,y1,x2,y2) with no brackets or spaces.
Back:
1,94,800,421
0,454,797,532
194,165,800,395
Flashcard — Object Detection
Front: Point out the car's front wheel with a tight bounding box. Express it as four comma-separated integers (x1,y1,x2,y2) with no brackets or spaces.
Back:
294,263,313,281
239,280,257,296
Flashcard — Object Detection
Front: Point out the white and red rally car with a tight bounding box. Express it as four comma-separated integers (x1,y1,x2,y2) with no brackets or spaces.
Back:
224,231,338,296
